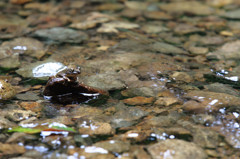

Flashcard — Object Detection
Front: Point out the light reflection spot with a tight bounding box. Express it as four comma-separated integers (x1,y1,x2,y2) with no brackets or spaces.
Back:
128,133,139,137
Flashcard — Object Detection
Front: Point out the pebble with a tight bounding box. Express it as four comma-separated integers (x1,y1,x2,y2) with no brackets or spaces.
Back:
0,79,16,101
147,139,207,159
123,96,155,106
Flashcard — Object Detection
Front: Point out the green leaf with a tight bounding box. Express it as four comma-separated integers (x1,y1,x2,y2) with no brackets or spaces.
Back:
8,126,44,134
50,126,76,132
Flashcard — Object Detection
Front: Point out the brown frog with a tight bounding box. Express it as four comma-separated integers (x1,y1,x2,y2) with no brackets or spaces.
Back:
48,67,81,86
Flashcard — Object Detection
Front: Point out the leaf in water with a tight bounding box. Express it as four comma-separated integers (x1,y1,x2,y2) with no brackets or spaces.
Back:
8,126,45,134
49,126,76,133
8,123,76,134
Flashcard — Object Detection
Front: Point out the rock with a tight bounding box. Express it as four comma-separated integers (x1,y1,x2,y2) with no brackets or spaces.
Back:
103,107,116,116
110,106,148,128
0,116,17,129
0,143,25,155
121,87,156,98
144,116,176,127
188,46,209,55
131,145,152,159
189,35,224,46
0,53,20,68
123,96,155,106
0,79,16,101
97,21,139,33
70,12,113,30
183,90,240,113
178,120,219,148
6,109,37,122
6,132,37,143
16,91,41,101
137,61,182,79
120,9,142,18
93,140,130,153
10,0,32,5
85,53,149,72
124,1,148,10
98,3,124,11
141,24,169,34
70,17,110,30
71,106,104,119
78,122,115,136
192,114,216,126
204,83,240,97
159,1,215,15
108,40,149,53
143,11,173,20
16,60,66,80
207,40,240,60
79,72,126,91
0,46,20,68
19,101,42,112
221,9,240,19
147,139,207,159
174,24,205,35
1,37,45,59
115,130,150,143
67,146,112,159
170,72,194,83
151,42,188,55
154,97,179,106
33,27,88,43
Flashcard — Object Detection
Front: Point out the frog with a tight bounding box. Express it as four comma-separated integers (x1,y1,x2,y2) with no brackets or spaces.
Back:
47,67,81,86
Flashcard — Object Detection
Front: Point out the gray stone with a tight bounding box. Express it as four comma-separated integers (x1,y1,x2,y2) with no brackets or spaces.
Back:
147,139,207,159
159,1,214,15
207,40,240,60
0,46,20,68
152,42,188,54
0,116,17,129
79,72,126,91
221,9,240,19
204,83,240,97
178,120,219,148
16,60,66,80
33,27,88,43
174,24,205,35
170,72,194,83
16,91,40,101
110,107,148,128
121,87,156,97
93,140,130,153
0,79,16,101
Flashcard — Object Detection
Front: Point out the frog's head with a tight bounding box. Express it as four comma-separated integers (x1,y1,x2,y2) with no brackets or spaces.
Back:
66,67,81,76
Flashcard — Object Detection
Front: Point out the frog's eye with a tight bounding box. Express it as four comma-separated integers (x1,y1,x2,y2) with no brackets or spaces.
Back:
70,68,74,72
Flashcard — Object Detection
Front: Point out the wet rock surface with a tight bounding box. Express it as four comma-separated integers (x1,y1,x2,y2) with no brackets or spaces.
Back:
147,139,207,159
0,79,16,101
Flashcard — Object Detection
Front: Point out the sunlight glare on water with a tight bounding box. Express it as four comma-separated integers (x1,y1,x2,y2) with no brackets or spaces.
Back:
32,62,67,77
84,146,108,154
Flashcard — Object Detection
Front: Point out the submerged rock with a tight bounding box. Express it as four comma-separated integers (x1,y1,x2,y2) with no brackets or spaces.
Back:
147,139,207,159
93,140,130,153
33,27,88,43
79,72,126,91
0,79,16,101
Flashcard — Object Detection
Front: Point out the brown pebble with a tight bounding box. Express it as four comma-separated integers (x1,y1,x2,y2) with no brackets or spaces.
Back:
123,96,155,106
20,102,42,112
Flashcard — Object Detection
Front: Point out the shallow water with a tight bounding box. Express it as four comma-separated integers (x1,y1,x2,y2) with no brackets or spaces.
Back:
1,0,240,158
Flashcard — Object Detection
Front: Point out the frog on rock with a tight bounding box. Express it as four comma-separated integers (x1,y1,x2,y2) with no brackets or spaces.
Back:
43,66,108,104
47,67,81,86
